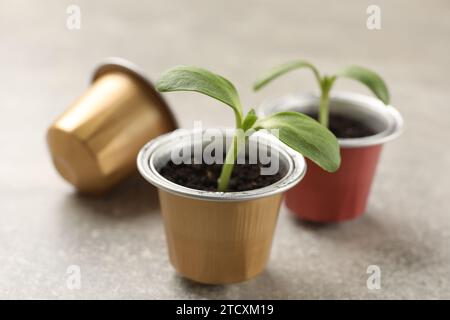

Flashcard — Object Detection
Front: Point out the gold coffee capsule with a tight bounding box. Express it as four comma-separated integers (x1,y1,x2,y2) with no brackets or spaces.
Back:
47,58,177,194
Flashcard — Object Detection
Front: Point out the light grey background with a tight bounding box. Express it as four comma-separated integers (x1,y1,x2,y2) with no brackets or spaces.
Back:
0,0,449,299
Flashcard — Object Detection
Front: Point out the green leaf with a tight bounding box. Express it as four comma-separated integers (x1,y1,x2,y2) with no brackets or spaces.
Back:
336,65,390,104
253,60,321,91
156,65,243,116
255,112,341,172
242,109,258,131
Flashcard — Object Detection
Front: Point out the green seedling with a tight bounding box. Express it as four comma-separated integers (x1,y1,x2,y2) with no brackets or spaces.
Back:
156,66,341,192
254,60,390,128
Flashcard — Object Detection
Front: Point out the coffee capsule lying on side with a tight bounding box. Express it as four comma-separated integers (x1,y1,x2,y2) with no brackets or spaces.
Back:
47,57,177,194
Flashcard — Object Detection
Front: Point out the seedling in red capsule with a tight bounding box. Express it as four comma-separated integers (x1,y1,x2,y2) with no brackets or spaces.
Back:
155,65,341,192
253,60,390,128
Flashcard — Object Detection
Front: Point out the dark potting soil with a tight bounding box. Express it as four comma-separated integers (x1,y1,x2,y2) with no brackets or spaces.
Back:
159,160,284,192
306,112,376,138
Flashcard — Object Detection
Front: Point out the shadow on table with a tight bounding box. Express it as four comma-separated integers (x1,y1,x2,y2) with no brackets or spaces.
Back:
62,173,160,219
287,207,434,271
172,269,298,299
174,275,228,297
286,205,396,233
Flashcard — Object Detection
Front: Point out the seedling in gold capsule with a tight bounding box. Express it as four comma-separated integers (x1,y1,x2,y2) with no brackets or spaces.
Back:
156,66,341,192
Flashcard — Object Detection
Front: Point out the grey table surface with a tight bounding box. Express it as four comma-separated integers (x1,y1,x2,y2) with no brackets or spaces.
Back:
1,0,449,299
